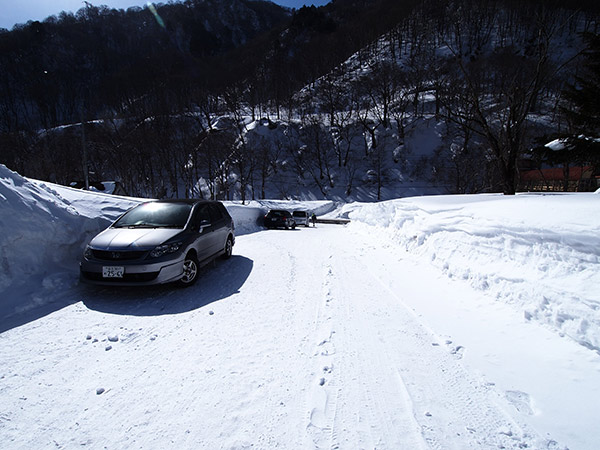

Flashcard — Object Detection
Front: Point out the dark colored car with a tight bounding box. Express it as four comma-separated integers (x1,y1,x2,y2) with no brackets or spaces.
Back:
80,200,235,286
264,209,296,229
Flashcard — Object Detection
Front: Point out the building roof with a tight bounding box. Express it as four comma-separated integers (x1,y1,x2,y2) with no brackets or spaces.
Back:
520,166,595,181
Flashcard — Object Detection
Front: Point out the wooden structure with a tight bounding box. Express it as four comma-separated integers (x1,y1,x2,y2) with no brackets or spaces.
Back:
519,166,599,192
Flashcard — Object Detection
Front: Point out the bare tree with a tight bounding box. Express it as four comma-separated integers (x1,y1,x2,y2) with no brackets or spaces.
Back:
300,117,336,196
439,3,574,194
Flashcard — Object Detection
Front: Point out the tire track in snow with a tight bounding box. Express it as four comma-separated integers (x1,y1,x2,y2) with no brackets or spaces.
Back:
343,229,548,449
296,225,548,449
238,231,320,448
301,229,429,449
324,250,429,450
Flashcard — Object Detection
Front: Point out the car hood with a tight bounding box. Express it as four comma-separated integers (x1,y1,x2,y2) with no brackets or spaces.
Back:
89,228,183,250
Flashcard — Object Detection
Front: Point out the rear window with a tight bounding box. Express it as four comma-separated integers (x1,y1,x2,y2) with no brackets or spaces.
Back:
269,210,288,217
293,211,307,217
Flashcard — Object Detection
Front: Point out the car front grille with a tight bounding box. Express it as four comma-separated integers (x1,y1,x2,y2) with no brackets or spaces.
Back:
92,250,147,261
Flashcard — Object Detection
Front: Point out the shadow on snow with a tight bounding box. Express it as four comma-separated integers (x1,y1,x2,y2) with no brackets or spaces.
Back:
0,255,253,333
81,255,253,316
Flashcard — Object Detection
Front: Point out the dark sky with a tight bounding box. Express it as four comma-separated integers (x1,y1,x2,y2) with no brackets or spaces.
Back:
0,0,331,30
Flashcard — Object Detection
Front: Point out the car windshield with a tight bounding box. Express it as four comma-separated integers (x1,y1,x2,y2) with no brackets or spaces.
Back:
113,202,193,228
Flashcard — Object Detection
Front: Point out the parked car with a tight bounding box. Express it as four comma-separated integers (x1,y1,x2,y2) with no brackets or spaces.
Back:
264,209,296,229
80,199,235,286
292,210,310,227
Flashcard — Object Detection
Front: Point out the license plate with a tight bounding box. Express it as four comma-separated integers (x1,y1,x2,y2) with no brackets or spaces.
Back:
102,266,124,278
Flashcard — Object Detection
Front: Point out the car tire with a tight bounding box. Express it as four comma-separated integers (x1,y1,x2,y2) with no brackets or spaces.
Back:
222,236,233,259
178,253,199,286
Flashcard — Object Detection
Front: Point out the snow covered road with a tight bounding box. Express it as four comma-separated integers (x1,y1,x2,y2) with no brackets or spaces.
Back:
3,221,597,449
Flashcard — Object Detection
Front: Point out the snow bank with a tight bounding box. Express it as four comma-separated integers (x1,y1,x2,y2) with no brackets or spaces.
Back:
241,199,335,216
0,165,140,320
348,193,600,352
223,202,264,235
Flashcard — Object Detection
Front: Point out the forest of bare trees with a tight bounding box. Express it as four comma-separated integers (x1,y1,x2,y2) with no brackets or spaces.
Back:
0,0,598,199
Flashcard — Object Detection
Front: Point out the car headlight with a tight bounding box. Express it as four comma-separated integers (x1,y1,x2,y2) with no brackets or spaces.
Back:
149,242,182,258
84,245,93,260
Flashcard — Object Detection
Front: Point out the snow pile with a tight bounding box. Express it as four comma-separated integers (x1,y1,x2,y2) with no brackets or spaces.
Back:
348,193,600,352
0,165,140,319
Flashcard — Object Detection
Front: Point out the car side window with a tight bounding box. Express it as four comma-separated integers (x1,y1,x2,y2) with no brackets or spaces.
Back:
208,204,224,224
190,205,211,231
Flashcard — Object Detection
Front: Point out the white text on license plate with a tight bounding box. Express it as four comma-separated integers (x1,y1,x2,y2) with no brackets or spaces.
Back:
103,266,124,278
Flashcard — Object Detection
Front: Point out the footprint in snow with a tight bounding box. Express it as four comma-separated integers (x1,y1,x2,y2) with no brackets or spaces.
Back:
451,345,465,358
505,390,535,415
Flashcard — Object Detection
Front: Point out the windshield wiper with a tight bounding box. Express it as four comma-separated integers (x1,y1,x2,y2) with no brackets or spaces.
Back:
113,223,181,229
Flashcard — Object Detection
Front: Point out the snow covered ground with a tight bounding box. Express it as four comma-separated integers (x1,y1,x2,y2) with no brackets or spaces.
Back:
1,164,599,449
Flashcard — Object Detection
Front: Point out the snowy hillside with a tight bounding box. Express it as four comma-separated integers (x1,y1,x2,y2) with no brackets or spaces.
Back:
1,165,600,449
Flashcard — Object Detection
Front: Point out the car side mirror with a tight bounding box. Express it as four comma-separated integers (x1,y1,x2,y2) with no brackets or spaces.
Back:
190,219,210,233
198,220,211,232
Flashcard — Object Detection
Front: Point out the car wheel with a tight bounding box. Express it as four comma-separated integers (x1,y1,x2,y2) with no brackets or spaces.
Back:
178,253,199,286
222,236,233,259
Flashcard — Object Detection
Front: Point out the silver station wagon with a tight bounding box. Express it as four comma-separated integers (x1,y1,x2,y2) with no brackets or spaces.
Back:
80,200,235,286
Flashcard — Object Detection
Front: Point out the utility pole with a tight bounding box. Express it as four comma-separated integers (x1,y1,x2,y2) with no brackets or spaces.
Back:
81,105,89,190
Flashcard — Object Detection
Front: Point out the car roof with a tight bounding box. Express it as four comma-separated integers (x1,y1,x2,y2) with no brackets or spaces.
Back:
150,199,219,205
